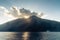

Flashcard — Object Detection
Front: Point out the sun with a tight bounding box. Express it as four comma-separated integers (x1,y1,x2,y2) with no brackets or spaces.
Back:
23,15,30,19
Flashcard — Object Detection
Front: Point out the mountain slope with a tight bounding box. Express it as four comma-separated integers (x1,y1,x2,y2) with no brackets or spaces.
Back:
0,16,60,32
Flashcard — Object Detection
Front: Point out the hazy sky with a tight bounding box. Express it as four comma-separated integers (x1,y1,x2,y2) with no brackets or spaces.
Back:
0,0,60,24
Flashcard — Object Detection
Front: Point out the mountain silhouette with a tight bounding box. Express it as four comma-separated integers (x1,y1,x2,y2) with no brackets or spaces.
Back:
0,16,60,32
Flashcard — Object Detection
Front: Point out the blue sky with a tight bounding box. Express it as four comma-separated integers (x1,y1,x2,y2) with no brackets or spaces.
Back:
0,0,60,24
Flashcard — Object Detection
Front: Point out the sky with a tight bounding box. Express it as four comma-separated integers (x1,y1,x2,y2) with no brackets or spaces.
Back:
0,0,60,24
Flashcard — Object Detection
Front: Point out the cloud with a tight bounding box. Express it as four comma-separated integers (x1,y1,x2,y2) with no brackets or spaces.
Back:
20,8,39,16
37,12,44,18
0,6,9,17
19,8,47,18
0,6,46,19
20,8,31,14
31,12,37,16
0,6,6,10
0,6,9,13
8,6,21,17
